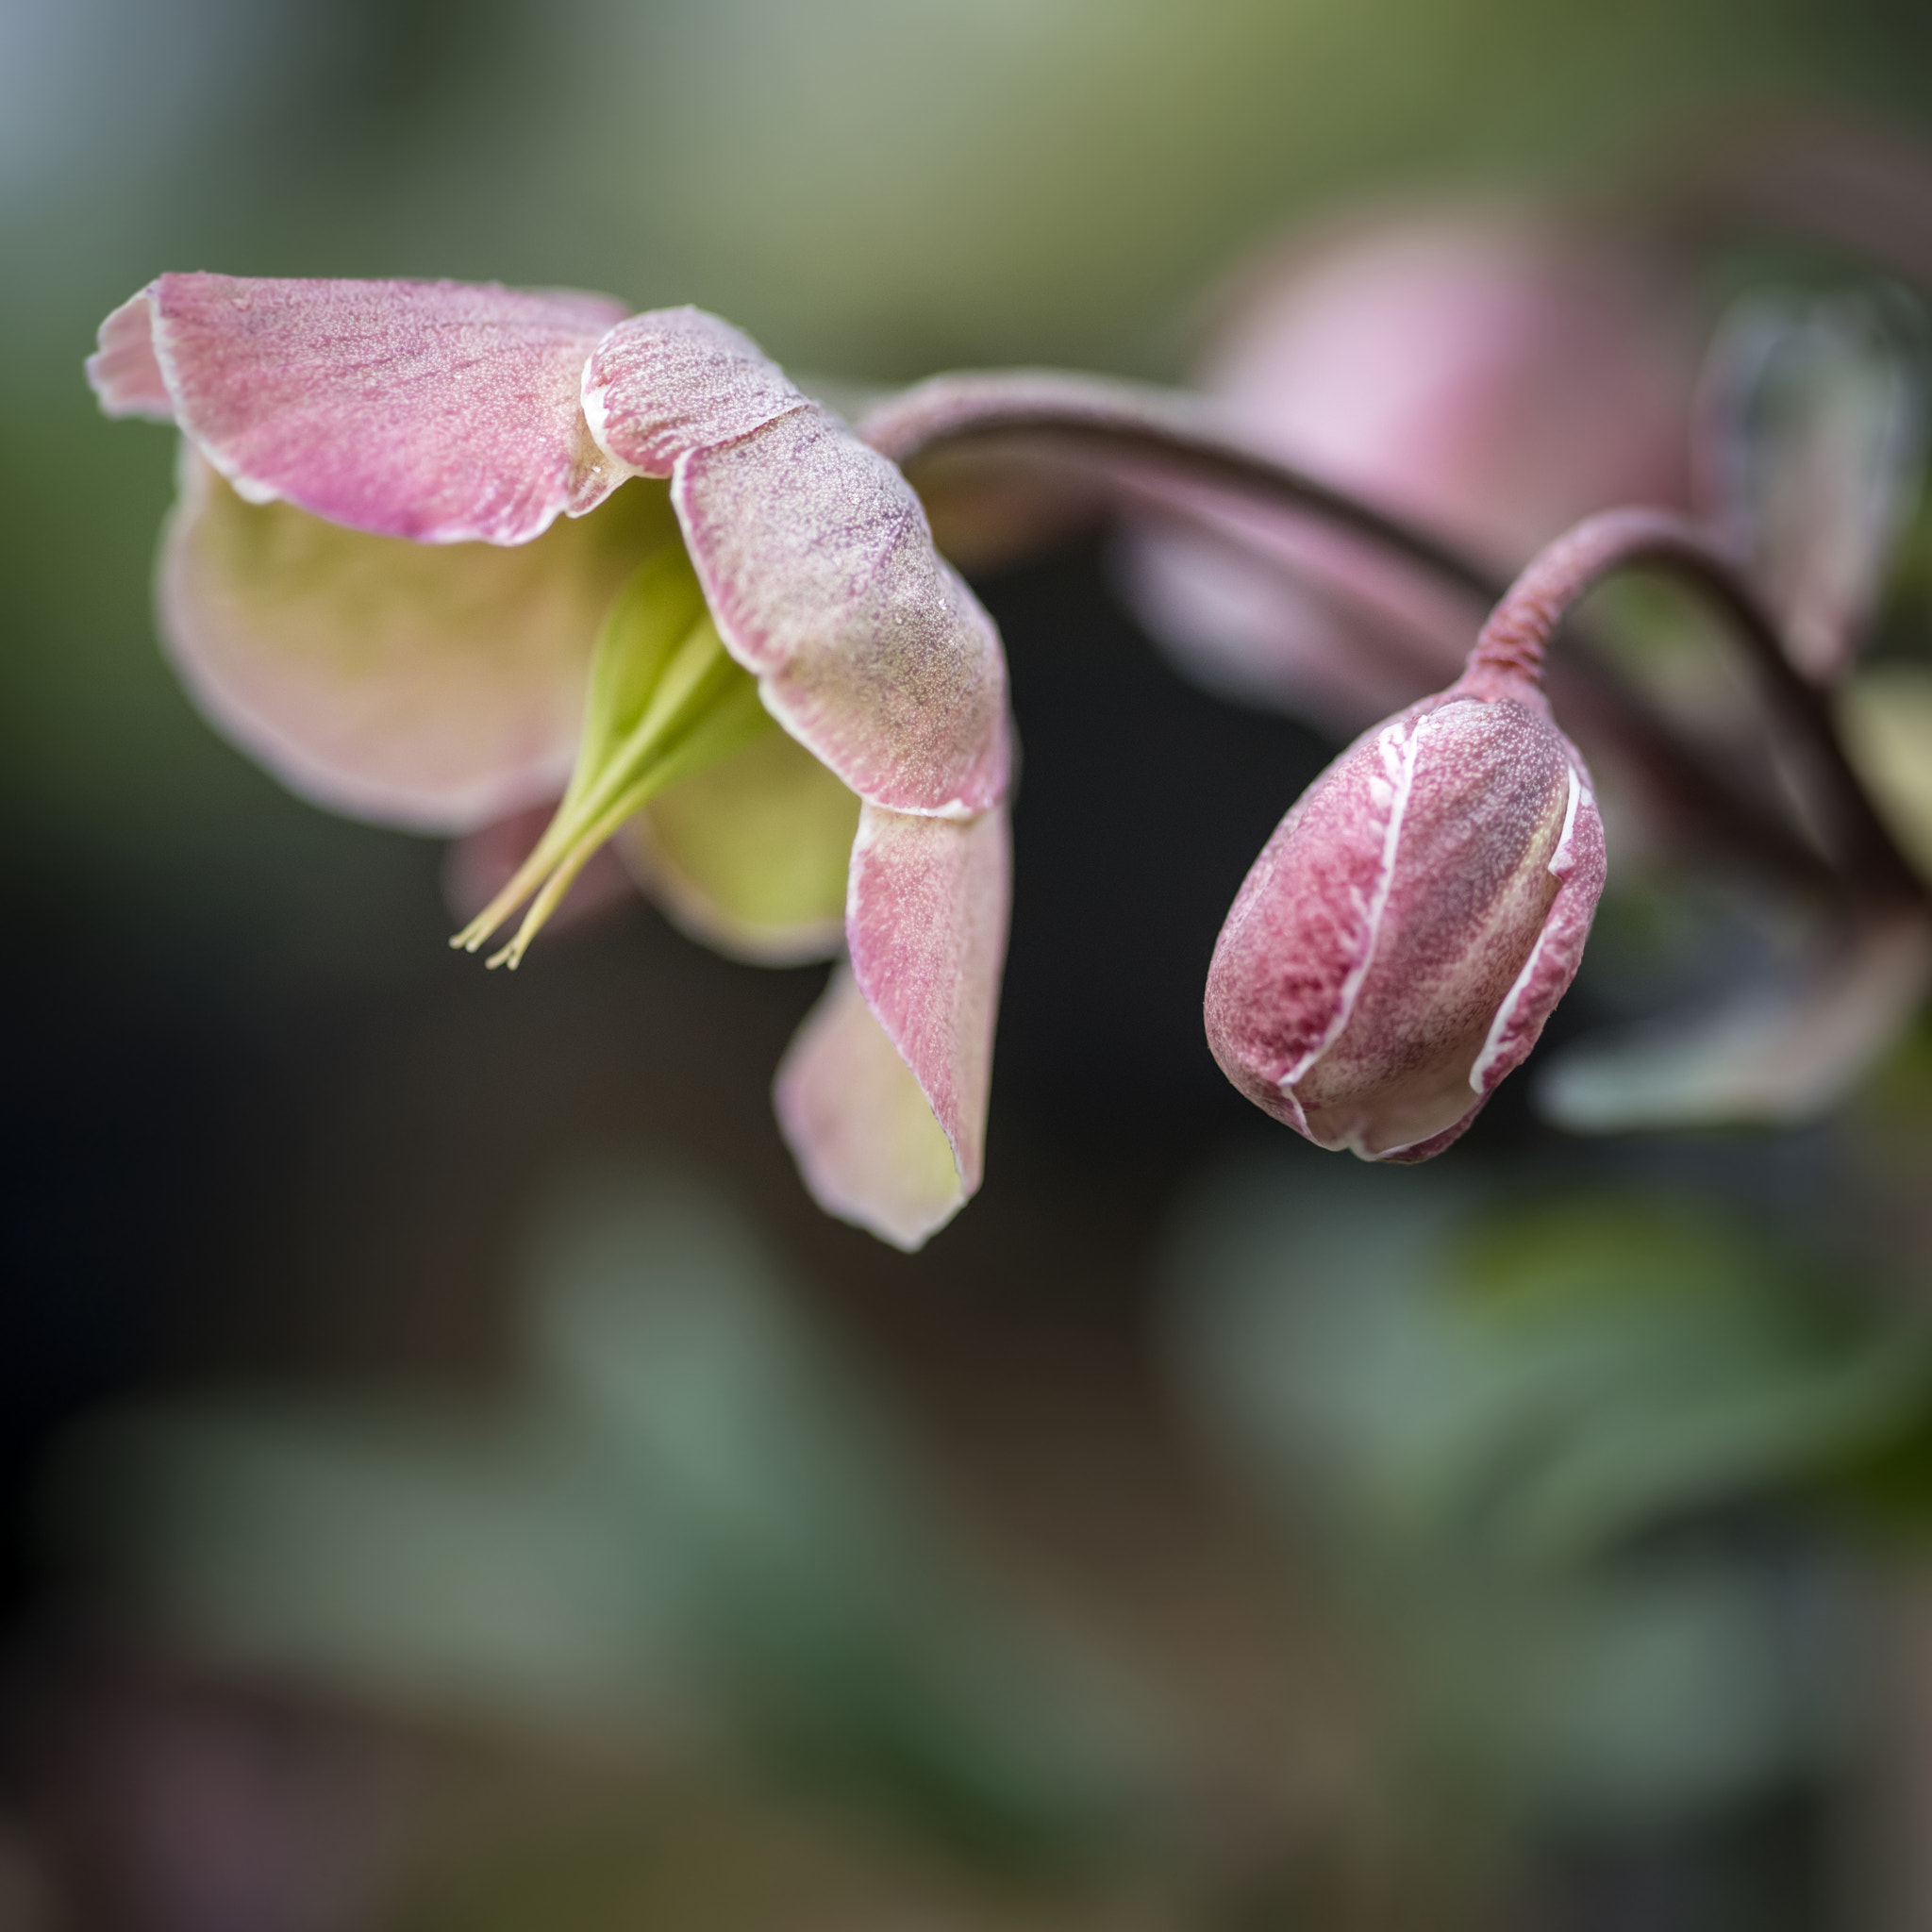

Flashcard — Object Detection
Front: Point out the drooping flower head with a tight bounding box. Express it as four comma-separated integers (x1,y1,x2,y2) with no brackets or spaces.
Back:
1205,557,1608,1160
90,275,1012,1250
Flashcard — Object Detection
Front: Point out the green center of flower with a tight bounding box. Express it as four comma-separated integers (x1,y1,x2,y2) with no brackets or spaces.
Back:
452,546,772,968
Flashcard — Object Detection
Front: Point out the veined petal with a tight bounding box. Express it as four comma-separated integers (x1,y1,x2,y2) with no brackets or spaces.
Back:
774,804,1010,1250
578,306,808,475
97,275,630,544
617,724,859,965
161,456,681,831
584,310,1010,819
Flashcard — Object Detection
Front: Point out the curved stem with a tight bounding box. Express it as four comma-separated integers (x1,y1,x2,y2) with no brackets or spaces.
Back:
1465,508,1928,908
861,370,1504,604
865,373,1859,896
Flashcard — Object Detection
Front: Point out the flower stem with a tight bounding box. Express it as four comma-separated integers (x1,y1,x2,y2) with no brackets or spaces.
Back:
866,372,1860,896
1464,507,1929,908
862,370,1504,603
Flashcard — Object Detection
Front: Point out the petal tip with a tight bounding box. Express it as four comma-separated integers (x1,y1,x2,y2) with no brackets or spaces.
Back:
774,967,971,1252
88,289,174,421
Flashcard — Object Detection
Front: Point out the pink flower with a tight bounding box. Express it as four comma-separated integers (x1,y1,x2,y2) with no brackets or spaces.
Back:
89,275,1011,1250
1125,207,1698,734
1205,613,1607,1161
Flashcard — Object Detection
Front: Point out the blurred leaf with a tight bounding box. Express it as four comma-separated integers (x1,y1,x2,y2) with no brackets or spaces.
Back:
1161,1159,1923,1825
45,1171,1150,1859
1444,1199,1930,1564
58,1394,696,1730
1536,910,1932,1135
1840,661,1932,881
1697,287,1926,681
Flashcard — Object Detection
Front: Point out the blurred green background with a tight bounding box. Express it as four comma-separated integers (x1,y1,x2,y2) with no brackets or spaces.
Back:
10,2,1932,1928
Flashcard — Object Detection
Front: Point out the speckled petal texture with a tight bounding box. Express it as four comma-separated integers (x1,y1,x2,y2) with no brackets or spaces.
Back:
91,279,1019,1248
585,310,1010,820
775,804,1010,1248
1206,691,1605,1158
91,274,630,542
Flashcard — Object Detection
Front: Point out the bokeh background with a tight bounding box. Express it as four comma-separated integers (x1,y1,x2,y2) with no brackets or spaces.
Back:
10,1,1932,1927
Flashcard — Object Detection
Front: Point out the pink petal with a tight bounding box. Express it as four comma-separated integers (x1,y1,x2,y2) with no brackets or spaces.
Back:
1122,507,1482,735
112,275,629,545
1186,209,1695,566
584,311,1010,818
1466,754,1608,1094
577,306,808,476
87,292,174,420
774,804,1009,1250
161,455,680,831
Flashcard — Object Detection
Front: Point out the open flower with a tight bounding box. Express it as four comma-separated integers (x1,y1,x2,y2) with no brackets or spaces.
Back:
89,275,1010,1250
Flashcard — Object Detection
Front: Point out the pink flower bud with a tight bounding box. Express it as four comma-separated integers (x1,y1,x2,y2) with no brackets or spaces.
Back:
1205,683,1607,1159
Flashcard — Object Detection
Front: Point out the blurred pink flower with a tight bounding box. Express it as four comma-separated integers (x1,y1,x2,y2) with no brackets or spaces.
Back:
90,275,1010,1250
1125,207,1699,733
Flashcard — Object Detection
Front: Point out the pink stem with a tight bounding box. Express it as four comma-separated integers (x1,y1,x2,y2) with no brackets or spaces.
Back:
1464,508,1927,907
870,375,1855,895
861,370,1505,607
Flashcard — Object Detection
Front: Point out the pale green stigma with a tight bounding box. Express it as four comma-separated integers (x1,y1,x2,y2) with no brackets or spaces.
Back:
452,547,773,968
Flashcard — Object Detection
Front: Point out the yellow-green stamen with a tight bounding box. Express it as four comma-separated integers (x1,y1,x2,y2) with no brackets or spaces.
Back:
451,547,774,967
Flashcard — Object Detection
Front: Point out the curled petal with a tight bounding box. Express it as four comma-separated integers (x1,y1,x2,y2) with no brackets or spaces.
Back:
1538,910,1932,1131
162,457,680,831
585,311,1010,819
87,292,173,420
775,805,1010,1250
617,723,860,964
98,275,630,543
774,970,969,1253
579,306,809,475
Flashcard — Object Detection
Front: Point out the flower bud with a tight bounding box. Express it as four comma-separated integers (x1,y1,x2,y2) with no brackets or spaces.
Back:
1205,688,1607,1159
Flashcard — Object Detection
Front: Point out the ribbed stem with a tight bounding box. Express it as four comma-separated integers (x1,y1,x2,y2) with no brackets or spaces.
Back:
880,376,1916,904
1463,508,1927,907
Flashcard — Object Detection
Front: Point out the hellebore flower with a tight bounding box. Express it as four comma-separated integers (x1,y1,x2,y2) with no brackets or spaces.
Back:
1205,564,1608,1160
1124,207,1698,734
89,275,1010,1249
